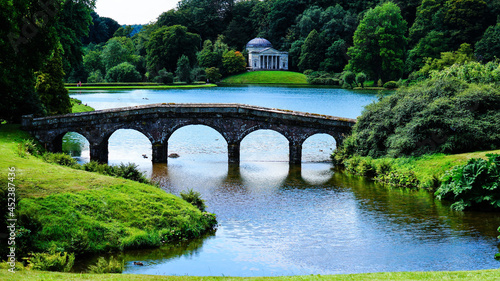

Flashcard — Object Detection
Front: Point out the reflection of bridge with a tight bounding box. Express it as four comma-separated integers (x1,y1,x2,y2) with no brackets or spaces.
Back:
22,103,356,165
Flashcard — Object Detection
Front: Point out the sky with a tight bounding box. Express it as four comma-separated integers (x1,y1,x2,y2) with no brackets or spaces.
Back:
95,0,179,25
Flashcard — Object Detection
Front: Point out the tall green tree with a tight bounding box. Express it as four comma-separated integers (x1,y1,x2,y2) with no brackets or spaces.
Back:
223,0,259,49
475,23,500,62
175,55,192,83
146,25,200,74
35,49,72,115
101,37,134,70
346,2,407,82
83,12,121,44
297,29,324,71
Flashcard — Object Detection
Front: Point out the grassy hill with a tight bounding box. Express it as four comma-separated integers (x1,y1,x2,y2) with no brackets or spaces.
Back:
222,71,308,84
0,125,216,258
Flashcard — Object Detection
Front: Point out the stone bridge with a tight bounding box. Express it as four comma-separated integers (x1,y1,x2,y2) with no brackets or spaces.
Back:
22,103,356,165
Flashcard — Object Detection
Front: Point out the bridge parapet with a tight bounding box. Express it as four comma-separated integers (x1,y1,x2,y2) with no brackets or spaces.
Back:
22,103,356,165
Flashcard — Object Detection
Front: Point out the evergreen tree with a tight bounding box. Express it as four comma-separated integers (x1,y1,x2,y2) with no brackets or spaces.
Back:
176,55,192,83
475,23,500,62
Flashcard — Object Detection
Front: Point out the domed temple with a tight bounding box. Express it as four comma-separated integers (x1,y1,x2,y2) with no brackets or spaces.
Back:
246,38,288,71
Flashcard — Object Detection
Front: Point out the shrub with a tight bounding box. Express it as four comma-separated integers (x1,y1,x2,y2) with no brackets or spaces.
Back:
82,161,114,176
42,153,78,168
27,245,75,272
113,163,149,184
105,62,141,82
87,257,123,274
383,81,398,89
153,68,174,84
205,67,222,83
342,71,356,88
338,76,500,159
357,158,376,178
180,189,207,212
375,159,393,175
17,139,42,158
435,154,500,211
356,72,367,88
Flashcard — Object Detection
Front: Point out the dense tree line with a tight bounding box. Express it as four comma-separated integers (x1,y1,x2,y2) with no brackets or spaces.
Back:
4,0,500,123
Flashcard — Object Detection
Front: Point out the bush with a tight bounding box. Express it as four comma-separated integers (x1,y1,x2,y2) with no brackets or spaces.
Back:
435,154,500,211
205,67,222,83
180,189,207,212
27,245,75,272
105,62,141,82
342,71,356,88
88,256,124,274
17,139,42,158
42,153,78,168
338,76,500,159
113,163,149,183
383,81,398,89
356,72,367,88
153,68,174,84
82,161,114,176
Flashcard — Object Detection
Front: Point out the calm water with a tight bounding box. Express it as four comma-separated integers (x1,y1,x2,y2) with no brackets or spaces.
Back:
68,86,500,276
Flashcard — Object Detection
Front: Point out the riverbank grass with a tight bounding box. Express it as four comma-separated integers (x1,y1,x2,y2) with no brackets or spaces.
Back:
70,98,94,113
222,71,308,84
343,150,500,189
0,124,216,256
66,83,217,90
1,268,500,280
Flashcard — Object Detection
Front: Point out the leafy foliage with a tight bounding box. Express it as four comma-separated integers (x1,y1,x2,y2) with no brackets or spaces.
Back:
180,189,207,212
87,256,123,273
146,25,201,74
27,245,75,272
435,154,500,211
346,2,407,82
105,62,141,83
176,55,193,83
475,23,500,62
35,49,72,116
222,50,247,75
338,76,500,159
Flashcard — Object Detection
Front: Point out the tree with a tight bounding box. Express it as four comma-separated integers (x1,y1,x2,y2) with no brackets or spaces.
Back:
267,0,307,48
146,25,201,74
205,67,222,83
83,50,105,74
198,40,220,68
342,71,356,88
346,2,407,82
321,39,348,73
84,12,120,44
105,62,141,82
35,49,72,116
223,0,259,49
176,55,192,83
475,23,500,62
222,50,247,75
297,29,324,72
101,37,135,70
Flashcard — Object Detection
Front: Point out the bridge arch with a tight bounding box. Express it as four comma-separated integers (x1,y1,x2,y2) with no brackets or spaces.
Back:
167,124,228,161
49,129,91,155
302,133,337,162
240,129,290,162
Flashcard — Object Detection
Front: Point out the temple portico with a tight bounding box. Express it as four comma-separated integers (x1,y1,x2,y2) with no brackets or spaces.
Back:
246,38,288,71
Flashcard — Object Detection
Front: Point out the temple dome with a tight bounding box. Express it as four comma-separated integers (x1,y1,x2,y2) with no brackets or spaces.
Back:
246,38,272,51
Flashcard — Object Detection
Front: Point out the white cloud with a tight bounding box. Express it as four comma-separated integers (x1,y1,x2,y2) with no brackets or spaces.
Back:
95,0,179,25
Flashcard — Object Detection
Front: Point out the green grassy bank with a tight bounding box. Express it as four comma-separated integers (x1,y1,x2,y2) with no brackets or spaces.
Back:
221,71,308,84
66,83,217,90
342,150,500,189
70,98,94,113
2,268,500,280
0,125,216,258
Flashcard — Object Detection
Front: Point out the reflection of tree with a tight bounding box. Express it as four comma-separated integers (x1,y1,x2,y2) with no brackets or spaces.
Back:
331,170,500,239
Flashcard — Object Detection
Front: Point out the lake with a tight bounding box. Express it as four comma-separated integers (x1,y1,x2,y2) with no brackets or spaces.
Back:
68,86,500,276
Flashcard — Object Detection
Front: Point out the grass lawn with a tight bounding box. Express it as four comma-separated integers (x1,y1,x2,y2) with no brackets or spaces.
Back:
2,268,500,280
344,150,500,189
222,71,308,84
0,124,216,256
66,84,217,90
70,98,94,113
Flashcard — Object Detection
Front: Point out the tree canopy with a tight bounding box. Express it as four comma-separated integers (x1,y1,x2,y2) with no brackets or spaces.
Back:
346,2,408,82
